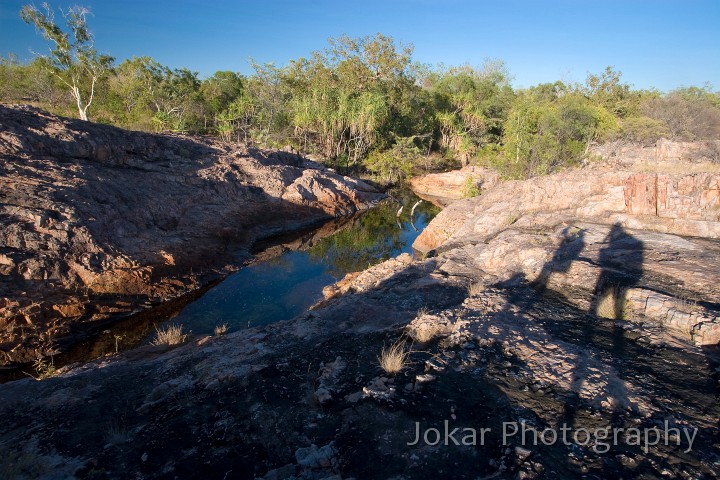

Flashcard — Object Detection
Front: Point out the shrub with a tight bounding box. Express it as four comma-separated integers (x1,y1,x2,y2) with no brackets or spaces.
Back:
641,90,720,140
32,355,56,379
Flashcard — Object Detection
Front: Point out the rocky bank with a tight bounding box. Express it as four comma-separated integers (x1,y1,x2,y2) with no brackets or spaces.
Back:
409,166,500,207
0,105,384,364
0,133,718,479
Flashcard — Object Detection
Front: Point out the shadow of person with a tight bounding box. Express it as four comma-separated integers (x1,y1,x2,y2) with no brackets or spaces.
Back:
587,222,644,429
532,226,586,295
589,223,644,327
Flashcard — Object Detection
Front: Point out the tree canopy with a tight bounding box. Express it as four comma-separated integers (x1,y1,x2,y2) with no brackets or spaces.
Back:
7,5,720,180
20,2,113,120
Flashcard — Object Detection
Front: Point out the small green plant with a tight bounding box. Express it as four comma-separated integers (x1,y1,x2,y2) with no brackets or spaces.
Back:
378,338,411,375
463,175,480,198
152,324,187,346
32,355,56,379
214,323,229,336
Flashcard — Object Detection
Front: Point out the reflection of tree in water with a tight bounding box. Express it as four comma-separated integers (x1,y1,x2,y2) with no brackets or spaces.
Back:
308,202,405,276
265,252,296,269
308,193,439,277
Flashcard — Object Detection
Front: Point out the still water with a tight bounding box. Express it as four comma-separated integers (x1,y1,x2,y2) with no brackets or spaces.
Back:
150,190,439,338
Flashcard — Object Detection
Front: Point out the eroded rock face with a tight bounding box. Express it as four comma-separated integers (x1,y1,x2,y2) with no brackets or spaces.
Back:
409,166,500,206
410,142,720,346
414,162,720,256
0,105,384,363
0,136,718,478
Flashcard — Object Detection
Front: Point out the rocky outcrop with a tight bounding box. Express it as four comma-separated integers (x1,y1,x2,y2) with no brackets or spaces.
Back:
414,162,720,257
0,105,384,364
409,165,500,206
412,142,720,345
0,139,719,479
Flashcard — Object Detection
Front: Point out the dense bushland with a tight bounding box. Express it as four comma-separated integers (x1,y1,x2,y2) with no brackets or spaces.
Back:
4,4,719,181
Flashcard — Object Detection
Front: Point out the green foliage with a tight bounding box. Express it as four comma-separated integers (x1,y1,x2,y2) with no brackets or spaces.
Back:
463,175,480,198
582,66,640,118
500,91,619,178
428,61,514,165
20,3,113,120
365,136,419,185
6,15,720,179
619,116,670,144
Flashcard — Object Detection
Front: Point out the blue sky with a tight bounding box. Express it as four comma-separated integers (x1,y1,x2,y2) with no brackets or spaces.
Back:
1,0,718,91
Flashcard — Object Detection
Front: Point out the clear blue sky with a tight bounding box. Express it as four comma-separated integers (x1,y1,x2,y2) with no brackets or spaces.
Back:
1,0,718,92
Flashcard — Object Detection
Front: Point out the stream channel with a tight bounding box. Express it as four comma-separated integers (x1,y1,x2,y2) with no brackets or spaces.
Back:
11,188,440,379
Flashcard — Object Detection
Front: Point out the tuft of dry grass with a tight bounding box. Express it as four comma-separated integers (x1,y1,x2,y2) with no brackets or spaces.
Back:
596,291,618,319
674,293,698,313
595,285,631,320
407,307,438,343
105,421,131,445
214,323,229,336
152,324,187,346
378,338,411,376
467,282,484,297
409,324,439,344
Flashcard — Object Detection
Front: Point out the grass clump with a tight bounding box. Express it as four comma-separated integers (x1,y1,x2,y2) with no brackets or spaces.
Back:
378,338,411,376
596,291,618,319
467,282,484,297
409,324,439,344
214,323,229,336
595,285,631,320
152,324,187,346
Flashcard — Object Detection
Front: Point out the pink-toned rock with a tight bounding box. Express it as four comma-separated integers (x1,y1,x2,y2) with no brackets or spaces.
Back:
409,166,500,206
414,151,720,256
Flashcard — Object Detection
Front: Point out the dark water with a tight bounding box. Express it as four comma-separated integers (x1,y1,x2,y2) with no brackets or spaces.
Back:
0,189,438,382
148,190,439,338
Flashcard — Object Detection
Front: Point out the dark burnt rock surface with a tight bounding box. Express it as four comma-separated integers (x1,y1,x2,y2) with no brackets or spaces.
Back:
0,105,383,364
0,252,718,479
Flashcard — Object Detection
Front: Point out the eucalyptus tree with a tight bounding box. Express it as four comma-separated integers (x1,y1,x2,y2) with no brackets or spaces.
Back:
20,3,113,121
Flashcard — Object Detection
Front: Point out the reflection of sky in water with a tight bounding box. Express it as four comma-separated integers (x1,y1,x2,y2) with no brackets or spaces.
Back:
157,195,437,337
